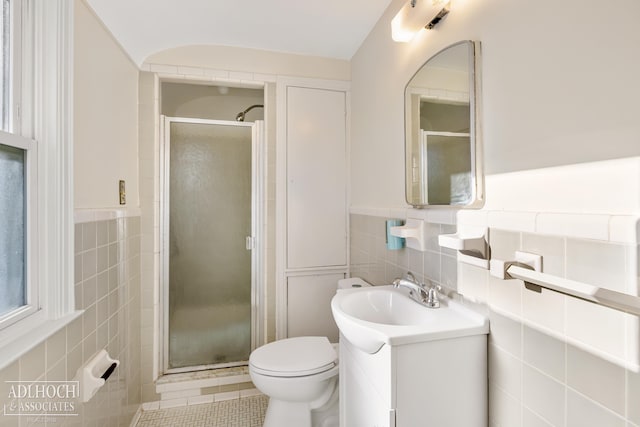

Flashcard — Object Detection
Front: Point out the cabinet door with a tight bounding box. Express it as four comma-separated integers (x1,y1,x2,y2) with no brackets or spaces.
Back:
287,273,344,341
286,86,347,269
340,338,393,427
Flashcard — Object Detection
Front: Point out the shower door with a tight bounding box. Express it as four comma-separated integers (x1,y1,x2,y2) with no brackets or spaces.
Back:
162,117,262,373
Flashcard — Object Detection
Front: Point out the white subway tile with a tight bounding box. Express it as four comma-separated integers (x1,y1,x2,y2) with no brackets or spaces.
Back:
488,211,537,233
489,310,522,358
522,287,565,334
536,213,610,241
458,262,489,304
567,345,626,416
629,369,640,425
609,216,640,244
488,275,522,318
565,298,626,363
228,71,254,81
177,66,204,76
489,229,521,261
148,64,179,74
457,209,488,227
522,365,565,427
425,208,457,225
566,389,625,427
489,383,522,427
253,73,277,82
489,344,522,400
566,239,629,293
523,326,565,383
523,407,554,427
521,233,565,277
203,68,230,79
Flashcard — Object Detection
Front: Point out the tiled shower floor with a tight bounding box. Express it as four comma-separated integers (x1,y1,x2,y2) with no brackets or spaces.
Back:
135,395,268,427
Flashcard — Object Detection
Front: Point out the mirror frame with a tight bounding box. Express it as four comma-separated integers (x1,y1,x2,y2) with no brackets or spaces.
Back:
404,40,484,208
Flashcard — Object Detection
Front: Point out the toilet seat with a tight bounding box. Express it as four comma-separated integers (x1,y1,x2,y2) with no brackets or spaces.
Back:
250,336,337,378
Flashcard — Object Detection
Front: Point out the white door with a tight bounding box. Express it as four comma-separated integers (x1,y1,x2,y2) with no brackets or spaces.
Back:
286,86,347,269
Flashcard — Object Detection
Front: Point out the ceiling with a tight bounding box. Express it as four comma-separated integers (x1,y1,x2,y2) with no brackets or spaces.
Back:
85,0,395,66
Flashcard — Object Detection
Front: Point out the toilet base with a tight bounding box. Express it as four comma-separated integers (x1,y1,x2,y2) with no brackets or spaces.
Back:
263,392,339,427
263,400,311,427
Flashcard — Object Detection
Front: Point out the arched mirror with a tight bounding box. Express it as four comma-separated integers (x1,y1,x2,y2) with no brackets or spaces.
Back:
404,40,483,207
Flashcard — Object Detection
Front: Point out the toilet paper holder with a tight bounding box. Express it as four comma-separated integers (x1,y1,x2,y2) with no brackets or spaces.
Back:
75,349,119,402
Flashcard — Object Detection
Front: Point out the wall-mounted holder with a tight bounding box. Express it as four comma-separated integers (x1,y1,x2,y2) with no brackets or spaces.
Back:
438,227,489,268
75,349,119,403
490,251,640,316
386,219,406,250
390,218,426,251
490,251,543,290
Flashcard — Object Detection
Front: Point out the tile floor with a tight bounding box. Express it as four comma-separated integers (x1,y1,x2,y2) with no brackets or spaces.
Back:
135,395,268,427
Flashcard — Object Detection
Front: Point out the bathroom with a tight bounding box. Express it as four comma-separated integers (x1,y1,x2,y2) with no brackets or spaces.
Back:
0,0,639,426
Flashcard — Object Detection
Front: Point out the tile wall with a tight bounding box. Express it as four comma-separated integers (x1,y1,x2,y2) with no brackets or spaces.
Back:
139,71,161,404
0,214,142,427
350,212,640,427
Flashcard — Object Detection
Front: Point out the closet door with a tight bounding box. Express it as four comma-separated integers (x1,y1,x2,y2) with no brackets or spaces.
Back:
286,86,347,269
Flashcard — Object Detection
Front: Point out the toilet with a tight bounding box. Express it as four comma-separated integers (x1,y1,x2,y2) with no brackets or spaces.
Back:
249,278,370,427
250,336,339,427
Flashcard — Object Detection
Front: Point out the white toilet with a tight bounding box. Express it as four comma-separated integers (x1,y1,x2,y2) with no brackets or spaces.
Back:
249,278,370,427
250,336,339,427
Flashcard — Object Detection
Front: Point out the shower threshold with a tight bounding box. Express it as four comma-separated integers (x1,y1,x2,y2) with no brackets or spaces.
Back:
156,365,252,398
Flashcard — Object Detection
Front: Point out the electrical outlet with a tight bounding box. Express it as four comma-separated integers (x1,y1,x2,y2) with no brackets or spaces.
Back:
119,180,126,205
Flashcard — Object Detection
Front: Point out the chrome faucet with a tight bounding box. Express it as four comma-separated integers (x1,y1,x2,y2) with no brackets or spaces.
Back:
392,273,441,308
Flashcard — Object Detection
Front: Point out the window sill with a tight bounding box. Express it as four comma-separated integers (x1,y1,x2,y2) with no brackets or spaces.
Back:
0,310,83,371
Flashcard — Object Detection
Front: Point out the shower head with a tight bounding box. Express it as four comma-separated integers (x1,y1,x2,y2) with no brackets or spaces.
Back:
235,104,264,122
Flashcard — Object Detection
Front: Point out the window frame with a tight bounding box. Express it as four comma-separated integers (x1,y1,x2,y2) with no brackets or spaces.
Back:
1,0,21,133
0,130,38,331
0,0,76,369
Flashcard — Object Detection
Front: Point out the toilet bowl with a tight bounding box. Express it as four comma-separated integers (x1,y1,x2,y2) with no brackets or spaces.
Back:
249,336,339,427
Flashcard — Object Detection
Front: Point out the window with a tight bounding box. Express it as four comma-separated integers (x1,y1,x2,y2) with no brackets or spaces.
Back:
0,132,36,332
1,0,20,133
0,0,35,332
0,0,75,367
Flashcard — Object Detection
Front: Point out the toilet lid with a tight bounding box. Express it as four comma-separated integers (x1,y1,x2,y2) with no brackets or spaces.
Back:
250,337,337,377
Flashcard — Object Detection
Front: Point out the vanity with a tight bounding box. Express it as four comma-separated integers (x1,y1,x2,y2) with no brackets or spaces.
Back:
331,38,489,426
332,285,489,426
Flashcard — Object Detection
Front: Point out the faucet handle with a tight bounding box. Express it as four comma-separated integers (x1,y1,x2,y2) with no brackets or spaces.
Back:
426,285,441,308
404,271,417,283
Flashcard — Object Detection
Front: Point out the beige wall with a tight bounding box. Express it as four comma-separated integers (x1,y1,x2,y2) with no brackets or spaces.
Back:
350,0,640,213
350,1,640,426
145,45,350,81
74,0,140,209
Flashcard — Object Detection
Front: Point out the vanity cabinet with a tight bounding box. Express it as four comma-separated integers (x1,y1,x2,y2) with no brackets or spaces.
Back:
339,333,488,426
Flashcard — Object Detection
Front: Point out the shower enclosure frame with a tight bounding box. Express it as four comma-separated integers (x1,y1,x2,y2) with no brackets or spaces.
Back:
159,116,265,375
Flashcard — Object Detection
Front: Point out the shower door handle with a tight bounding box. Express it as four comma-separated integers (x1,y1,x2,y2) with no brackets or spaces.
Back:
246,236,255,250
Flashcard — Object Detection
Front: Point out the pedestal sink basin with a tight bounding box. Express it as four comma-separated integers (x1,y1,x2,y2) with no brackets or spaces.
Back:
331,285,488,353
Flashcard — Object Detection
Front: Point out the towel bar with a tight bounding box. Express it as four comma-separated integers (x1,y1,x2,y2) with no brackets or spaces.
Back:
506,265,640,316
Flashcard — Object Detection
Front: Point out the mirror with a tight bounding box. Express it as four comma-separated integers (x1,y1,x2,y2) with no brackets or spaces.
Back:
404,40,483,207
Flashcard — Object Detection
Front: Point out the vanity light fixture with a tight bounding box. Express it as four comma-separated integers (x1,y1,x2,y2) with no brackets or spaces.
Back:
391,0,451,42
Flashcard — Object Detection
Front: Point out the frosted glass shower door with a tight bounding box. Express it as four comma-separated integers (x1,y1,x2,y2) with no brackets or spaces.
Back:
166,119,254,371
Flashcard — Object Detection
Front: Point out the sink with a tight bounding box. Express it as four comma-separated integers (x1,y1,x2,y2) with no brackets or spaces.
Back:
331,285,488,353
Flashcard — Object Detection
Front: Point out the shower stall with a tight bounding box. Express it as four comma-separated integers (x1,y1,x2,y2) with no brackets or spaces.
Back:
161,116,264,374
